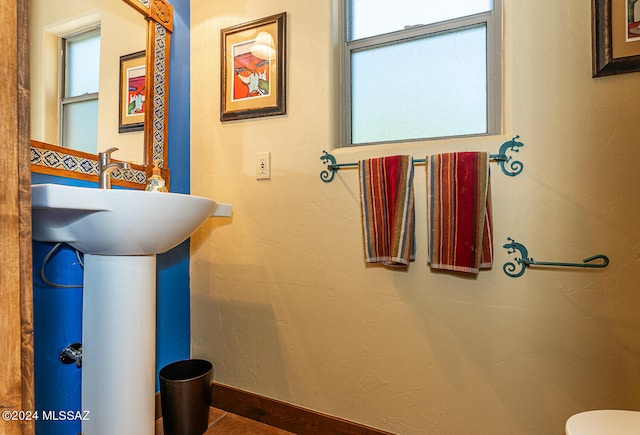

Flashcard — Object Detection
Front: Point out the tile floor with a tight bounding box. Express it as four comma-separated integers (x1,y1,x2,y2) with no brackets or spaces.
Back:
156,407,294,434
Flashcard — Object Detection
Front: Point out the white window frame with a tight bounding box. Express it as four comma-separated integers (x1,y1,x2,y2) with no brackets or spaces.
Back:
341,1,503,147
58,27,100,148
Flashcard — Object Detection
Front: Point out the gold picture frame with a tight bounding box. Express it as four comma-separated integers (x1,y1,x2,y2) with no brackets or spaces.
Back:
592,0,640,76
220,12,286,121
119,50,146,132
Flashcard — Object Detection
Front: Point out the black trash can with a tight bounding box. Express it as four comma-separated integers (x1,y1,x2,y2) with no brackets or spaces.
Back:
159,359,213,435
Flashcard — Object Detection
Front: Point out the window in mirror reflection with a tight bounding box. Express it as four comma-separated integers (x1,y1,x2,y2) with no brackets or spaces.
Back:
60,27,100,153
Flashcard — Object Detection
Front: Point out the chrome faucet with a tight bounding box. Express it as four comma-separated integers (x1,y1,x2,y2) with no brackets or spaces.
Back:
98,147,130,189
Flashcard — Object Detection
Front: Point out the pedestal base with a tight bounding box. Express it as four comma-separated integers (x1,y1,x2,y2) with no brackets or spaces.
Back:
82,254,156,434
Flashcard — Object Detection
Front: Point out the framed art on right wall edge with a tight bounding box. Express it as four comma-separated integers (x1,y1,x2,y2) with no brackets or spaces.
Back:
592,0,640,76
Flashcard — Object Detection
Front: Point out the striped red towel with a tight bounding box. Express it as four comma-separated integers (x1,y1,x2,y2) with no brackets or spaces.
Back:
426,152,493,273
359,155,415,267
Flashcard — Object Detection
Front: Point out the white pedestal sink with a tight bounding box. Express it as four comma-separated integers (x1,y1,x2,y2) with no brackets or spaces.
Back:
566,410,640,435
31,184,231,435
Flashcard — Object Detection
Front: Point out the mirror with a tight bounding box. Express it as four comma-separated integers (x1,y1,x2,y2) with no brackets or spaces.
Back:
30,0,173,188
30,0,146,163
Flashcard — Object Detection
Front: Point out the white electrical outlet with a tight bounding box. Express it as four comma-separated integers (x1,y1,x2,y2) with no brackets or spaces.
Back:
256,152,271,180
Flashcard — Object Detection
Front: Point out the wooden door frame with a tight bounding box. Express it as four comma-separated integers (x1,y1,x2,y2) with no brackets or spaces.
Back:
0,0,34,434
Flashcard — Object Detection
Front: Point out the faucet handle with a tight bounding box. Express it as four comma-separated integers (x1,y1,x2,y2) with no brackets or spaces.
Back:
99,147,120,165
100,147,119,158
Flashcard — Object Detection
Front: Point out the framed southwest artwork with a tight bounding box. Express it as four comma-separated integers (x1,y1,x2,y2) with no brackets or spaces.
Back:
220,12,287,121
592,0,640,76
119,50,146,132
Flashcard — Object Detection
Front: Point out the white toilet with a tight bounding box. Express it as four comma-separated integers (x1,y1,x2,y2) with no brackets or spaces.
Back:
566,410,640,434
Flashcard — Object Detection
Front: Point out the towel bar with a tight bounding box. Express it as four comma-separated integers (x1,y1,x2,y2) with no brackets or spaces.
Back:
320,136,524,183
503,237,609,278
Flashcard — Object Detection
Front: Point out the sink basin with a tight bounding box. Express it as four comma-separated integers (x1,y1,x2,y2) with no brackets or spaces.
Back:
31,183,231,255
566,410,640,435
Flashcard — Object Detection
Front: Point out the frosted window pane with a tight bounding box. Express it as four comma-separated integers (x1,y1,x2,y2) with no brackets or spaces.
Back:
348,0,491,40
350,24,487,145
66,33,100,97
63,100,98,153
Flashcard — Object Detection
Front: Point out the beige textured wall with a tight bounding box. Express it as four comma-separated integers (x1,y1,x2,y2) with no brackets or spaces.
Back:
190,1,640,433
30,0,146,163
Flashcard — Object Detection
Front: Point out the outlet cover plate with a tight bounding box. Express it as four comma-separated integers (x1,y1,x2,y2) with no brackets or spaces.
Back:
256,152,271,180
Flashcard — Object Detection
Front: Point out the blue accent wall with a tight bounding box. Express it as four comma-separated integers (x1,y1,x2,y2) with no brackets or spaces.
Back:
168,0,190,196
157,0,192,384
31,1,190,433
33,239,84,435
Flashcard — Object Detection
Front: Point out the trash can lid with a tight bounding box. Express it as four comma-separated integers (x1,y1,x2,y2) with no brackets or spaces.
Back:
159,359,213,382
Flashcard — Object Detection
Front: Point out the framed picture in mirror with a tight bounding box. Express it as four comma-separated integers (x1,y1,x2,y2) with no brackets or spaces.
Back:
220,12,287,121
119,50,146,132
